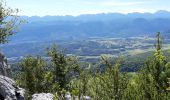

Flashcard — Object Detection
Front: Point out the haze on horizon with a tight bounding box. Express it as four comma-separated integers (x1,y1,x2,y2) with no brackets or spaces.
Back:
6,0,170,16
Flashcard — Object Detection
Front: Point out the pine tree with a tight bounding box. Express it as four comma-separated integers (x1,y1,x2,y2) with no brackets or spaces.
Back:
17,56,51,99
90,56,128,100
139,32,167,99
47,45,80,91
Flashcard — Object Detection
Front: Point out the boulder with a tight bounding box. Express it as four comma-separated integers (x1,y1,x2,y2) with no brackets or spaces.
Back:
81,96,92,100
65,92,71,100
32,93,54,100
0,75,25,100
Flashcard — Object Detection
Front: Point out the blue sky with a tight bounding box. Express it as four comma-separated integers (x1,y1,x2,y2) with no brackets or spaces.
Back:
6,0,170,16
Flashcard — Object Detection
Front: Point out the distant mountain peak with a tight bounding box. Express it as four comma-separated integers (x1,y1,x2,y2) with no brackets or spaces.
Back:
155,10,170,14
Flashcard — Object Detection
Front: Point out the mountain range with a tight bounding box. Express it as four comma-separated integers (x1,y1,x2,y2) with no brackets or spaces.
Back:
10,10,170,43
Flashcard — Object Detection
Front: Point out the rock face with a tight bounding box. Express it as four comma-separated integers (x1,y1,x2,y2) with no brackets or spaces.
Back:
32,93,54,100
0,52,12,77
0,75,25,100
0,52,25,100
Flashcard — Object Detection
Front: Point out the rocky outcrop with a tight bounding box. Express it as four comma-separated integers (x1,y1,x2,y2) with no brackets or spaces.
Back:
31,92,92,100
32,93,53,100
0,52,12,77
0,52,25,100
0,75,25,100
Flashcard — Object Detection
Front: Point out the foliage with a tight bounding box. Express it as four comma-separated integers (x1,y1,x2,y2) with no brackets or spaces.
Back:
16,56,54,99
0,0,23,44
47,45,80,91
123,32,170,100
90,56,128,100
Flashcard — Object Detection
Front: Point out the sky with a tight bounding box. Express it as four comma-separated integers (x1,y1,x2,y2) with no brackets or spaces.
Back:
5,0,170,16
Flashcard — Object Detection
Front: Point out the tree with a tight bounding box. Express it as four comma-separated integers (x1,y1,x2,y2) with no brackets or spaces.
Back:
133,32,168,99
147,32,166,92
88,56,128,100
70,67,91,98
17,56,53,99
47,45,80,91
0,0,22,44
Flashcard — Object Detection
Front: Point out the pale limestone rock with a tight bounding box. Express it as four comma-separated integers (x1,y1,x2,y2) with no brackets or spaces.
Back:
32,93,53,100
0,75,25,100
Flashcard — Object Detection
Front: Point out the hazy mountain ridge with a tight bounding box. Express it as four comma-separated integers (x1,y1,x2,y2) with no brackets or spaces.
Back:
11,10,170,43
23,10,170,22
